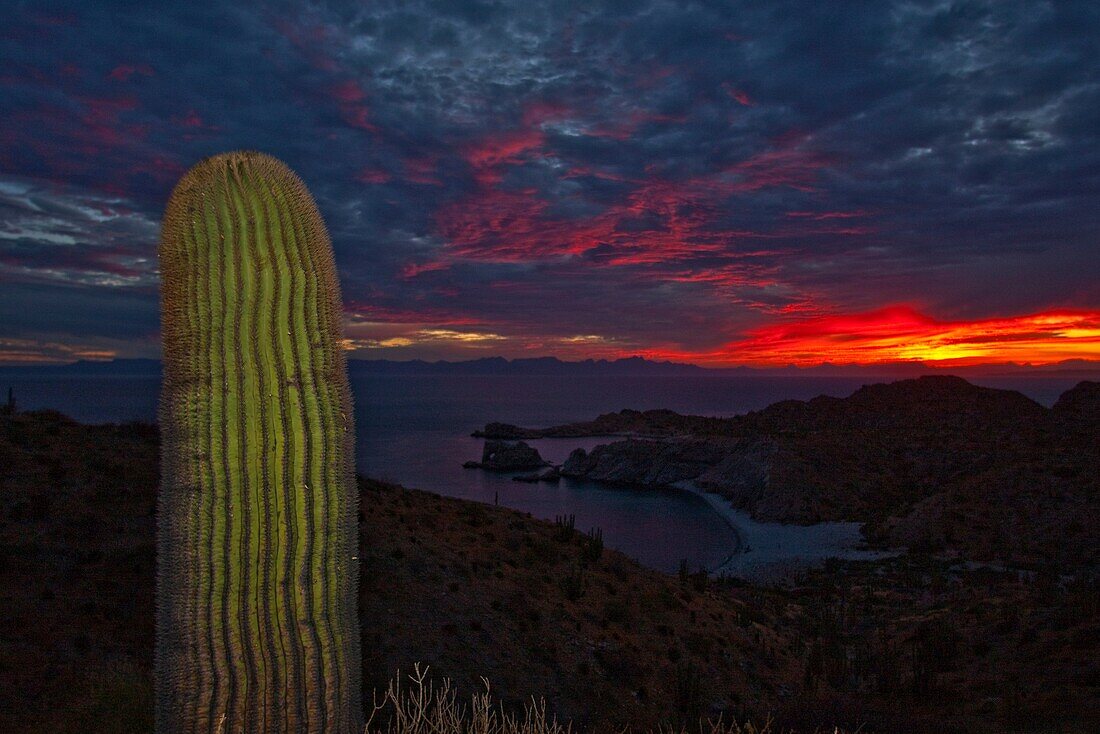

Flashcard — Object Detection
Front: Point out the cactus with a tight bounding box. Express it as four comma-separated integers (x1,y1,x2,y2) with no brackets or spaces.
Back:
156,151,362,733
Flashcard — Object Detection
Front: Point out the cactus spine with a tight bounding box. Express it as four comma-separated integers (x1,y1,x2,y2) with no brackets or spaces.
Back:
156,152,362,733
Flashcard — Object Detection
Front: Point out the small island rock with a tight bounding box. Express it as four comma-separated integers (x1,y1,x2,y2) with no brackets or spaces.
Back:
464,439,549,471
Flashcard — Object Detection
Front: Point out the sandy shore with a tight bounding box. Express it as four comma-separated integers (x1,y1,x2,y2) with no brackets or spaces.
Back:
672,480,897,582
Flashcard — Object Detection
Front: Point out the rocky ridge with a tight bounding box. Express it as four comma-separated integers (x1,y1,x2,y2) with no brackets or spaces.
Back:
473,377,1099,568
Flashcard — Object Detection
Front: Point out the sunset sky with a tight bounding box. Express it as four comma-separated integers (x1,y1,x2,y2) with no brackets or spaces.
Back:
1,1,1098,367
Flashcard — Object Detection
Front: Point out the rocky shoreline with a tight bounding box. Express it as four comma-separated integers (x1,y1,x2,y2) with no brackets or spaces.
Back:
463,376,1100,570
559,437,775,507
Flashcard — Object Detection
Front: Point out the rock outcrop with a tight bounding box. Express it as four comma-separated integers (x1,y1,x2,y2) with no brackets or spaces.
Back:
560,436,781,509
561,439,727,486
463,439,549,471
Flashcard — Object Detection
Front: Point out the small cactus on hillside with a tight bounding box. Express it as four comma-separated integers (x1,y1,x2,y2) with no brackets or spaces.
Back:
156,151,362,733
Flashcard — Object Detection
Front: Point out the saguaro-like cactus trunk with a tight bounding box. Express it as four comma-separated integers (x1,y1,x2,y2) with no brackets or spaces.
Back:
156,151,362,733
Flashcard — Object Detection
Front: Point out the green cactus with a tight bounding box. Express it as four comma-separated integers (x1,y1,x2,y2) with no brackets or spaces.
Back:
156,151,362,733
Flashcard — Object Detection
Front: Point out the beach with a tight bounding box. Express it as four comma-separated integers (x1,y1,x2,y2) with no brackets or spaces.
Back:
674,480,898,582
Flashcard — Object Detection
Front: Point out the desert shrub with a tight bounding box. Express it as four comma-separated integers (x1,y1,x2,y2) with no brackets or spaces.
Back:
554,514,576,541
581,527,603,563
366,664,571,734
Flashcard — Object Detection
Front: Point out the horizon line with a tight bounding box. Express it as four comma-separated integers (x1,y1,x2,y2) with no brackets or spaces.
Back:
3,354,1100,373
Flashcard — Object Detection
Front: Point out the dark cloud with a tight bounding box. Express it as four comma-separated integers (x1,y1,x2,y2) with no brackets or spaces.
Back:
1,0,1097,364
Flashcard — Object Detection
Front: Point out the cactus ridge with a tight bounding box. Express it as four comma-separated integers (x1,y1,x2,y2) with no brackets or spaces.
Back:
157,151,362,734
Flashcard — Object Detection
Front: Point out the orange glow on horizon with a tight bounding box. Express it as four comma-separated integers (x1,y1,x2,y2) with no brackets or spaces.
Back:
633,306,1100,367
0,338,119,366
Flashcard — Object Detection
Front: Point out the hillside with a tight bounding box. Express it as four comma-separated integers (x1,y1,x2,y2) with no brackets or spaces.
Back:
0,409,803,733
1,406,1097,733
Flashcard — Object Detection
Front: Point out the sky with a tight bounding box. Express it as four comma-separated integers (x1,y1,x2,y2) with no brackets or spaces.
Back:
1,0,1098,367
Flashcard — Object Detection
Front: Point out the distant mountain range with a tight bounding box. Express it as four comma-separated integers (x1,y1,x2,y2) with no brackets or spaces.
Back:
346,356,1100,378
2,355,1099,377
348,355,710,376
0,358,165,375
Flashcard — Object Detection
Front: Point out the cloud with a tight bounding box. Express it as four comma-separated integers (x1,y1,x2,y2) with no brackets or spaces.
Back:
107,63,155,82
643,306,1100,367
0,336,120,365
0,1,1097,363
0,176,159,288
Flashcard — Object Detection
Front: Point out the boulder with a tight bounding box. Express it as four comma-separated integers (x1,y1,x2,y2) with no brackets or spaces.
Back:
560,438,725,486
464,439,548,471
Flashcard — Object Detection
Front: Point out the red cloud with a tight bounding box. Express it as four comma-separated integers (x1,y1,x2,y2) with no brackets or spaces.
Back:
402,155,442,186
71,96,147,150
563,165,625,181
721,145,829,193
455,99,577,185
327,79,376,132
173,110,205,128
521,100,571,126
785,210,870,220
18,93,182,190
721,83,755,106
434,131,831,268
461,129,546,185
108,64,154,82
342,107,374,131
0,241,152,282
585,110,685,141
270,17,340,72
356,167,392,184
265,16,377,132
344,302,484,327
676,306,1100,367
400,260,450,279
329,79,365,103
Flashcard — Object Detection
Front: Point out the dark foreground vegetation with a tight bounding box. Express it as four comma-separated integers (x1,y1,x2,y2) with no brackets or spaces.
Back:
0,395,1097,733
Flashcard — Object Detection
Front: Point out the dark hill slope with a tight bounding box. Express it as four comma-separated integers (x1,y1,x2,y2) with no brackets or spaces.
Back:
0,410,801,734
356,478,800,730
1053,380,1100,421
1,408,1097,733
